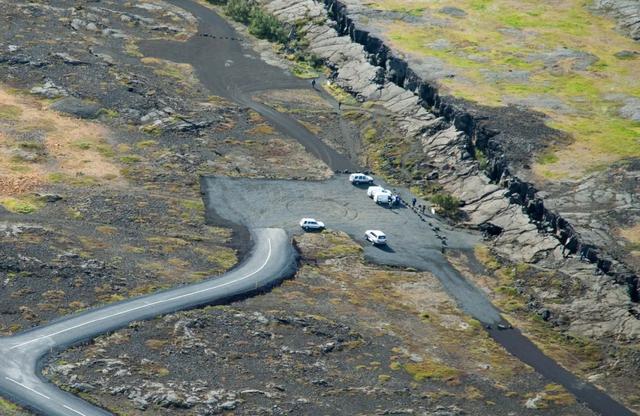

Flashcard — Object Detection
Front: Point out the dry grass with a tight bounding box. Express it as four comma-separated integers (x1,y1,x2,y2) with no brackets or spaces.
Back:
140,57,198,87
0,87,123,198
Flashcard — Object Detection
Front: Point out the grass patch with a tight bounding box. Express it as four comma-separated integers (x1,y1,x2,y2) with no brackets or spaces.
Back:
119,155,142,164
291,60,322,79
246,123,276,135
49,172,99,186
323,82,358,106
376,0,640,175
536,150,559,165
0,197,43,214
403,358,461,381
72,140,93,150
0,104,22,121
136,140,157,149
205,247,237,270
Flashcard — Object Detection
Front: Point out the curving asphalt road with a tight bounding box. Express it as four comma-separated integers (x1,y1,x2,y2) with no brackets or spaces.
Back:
0,229,297,416
139,0,358,172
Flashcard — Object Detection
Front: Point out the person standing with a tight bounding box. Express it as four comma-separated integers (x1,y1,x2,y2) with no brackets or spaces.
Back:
311,78,316,89
412,197,417,207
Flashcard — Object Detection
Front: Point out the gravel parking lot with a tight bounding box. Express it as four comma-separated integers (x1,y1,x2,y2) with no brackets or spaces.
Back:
202,174,503,324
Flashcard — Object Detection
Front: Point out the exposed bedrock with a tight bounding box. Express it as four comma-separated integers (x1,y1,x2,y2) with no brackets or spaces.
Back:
262,0,640,340
594,0,640,41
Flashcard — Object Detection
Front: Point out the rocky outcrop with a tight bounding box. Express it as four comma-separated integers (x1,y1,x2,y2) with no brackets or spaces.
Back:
262,0,640,340
594,0,640,40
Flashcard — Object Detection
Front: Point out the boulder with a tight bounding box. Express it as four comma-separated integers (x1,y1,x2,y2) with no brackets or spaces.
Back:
30,81,68,98
50,97,101,119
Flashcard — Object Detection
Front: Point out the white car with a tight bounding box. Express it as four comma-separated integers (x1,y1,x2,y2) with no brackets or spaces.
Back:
349,173,374,185
364,230,387,245
367,186,385,198
300,218,325,231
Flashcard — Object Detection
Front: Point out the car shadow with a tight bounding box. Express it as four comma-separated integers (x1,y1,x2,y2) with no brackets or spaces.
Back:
373,244,395,253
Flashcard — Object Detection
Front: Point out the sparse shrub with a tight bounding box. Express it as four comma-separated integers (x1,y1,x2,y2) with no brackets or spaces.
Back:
249,10,287,43
225,0,254,24
430,193,460,218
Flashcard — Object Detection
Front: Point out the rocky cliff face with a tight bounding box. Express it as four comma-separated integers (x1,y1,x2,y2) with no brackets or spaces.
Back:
262,0,640,341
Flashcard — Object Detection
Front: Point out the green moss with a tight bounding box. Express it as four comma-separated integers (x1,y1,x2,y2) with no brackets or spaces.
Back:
97,108,119,118
291,61,321,79
49,172,99,186
363,127,377,142
0,197,43,214
323,82,358,106
536,151,559,165
136,140,158,149
72,140,93,150
119,155,142,164
404,359,460,381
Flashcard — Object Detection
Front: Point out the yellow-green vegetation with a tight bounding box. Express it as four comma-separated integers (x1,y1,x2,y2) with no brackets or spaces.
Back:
205,247,238,270
49,172,99,186
371,0,640,177
540,383,576,406
404,358,461,381
474,245,500,270
0,397,28,415
0,104,22,120
323,81,358,106
291,60,322,79
296,230,363,260
136,140,158,149
0,196,44,214
140,57,196,87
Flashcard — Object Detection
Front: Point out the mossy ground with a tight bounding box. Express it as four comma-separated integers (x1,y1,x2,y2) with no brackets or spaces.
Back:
370,0,640,178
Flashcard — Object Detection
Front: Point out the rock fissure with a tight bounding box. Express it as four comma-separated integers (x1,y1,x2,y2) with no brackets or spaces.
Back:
261,0,640,340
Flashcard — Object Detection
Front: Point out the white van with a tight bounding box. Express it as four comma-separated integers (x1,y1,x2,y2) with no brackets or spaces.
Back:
367,186,385,198
373,191,392,205
349,173,374,185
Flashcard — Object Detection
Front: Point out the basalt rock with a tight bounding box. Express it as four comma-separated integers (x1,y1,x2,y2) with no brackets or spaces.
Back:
318,0,638,304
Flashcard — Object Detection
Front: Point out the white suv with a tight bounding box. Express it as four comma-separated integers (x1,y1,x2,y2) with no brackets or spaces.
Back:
364,230,387,245
349,173,374,185
300,218,325,231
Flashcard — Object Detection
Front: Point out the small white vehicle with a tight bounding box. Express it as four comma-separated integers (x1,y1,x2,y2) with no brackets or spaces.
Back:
365,230,387,245
367,186,385,198
373,190,392,205
299,218,325,231
349,173,374,185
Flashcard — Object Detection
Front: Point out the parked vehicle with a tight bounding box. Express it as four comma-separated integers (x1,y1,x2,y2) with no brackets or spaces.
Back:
367,186,384,198
364,230,387,245
349,173,374,185
299,218,325,231
373,191,392,205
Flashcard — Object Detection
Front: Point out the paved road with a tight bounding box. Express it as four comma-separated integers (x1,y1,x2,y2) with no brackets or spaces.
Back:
0,229,297,416
139,0,358,172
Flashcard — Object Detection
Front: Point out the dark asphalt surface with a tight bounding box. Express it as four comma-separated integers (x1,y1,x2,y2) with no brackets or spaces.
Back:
0,229,296,416
201,175,504,323
139,0,358,172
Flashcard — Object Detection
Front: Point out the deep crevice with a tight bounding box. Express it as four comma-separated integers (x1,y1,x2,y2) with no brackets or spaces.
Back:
322,0,639,303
